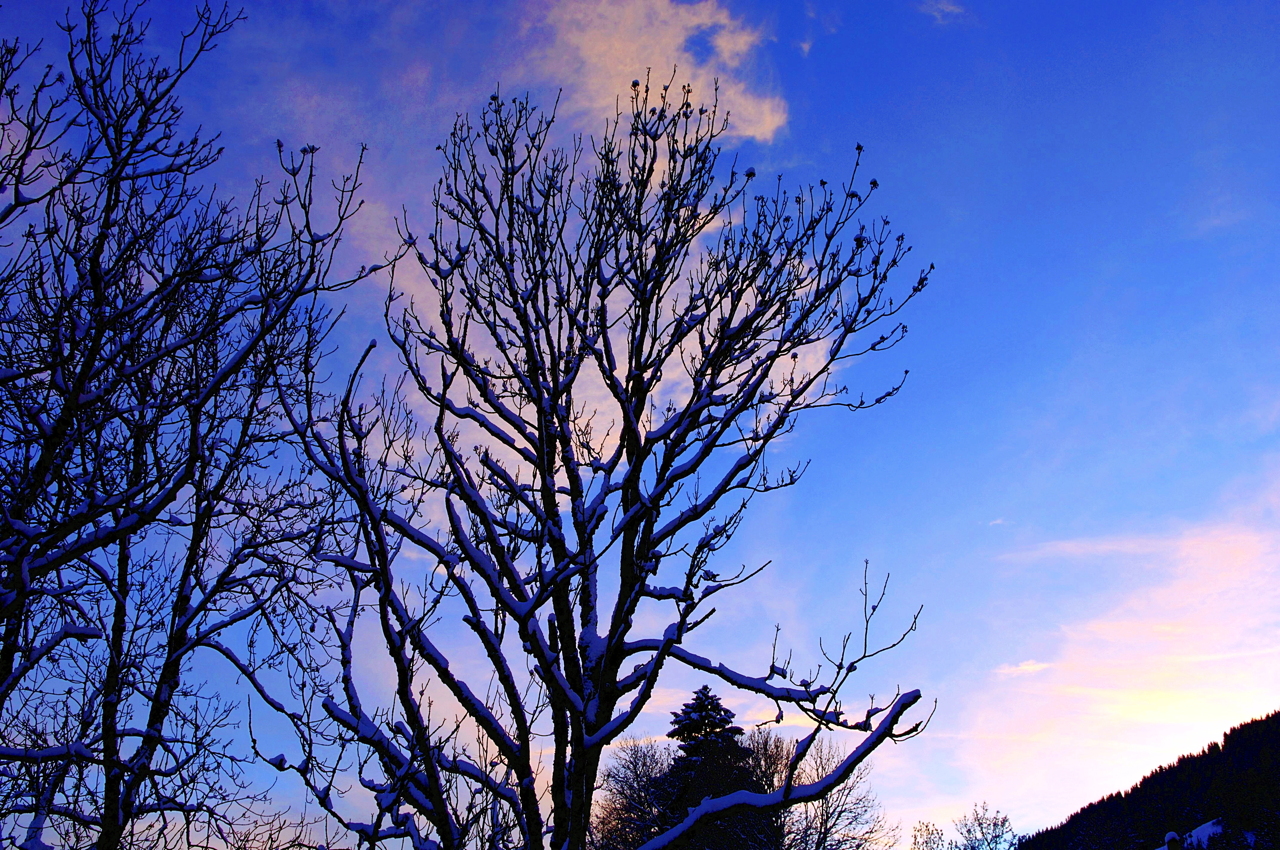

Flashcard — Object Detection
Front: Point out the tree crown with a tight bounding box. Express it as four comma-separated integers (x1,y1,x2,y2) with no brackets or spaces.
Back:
667,685,747,759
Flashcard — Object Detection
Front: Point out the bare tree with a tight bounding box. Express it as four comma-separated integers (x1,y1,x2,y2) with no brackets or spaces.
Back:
0,3,369,848
592,738,674,850
911,822,947,850
264,79,932,850
751,731,898,850
952,804,1020,850
912,804,1021,850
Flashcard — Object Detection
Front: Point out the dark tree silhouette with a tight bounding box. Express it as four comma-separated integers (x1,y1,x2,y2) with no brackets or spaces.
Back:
242,73,931,850
667,687,748,756
656,687,781,850
594,688,896,850
911,804,1020,850
594,686,776,850
952,804,1019,850
594,739,675,850
0,3,369,847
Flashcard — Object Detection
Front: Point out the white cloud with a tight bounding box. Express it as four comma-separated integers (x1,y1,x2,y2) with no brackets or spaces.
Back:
993,660,1052,677
528,0,787,142
919,0,965,24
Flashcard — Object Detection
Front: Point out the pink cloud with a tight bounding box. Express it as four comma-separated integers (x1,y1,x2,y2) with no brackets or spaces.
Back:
864,463,1280,833
960,522,1280,828
525,0,788,142
1004,534,1179,559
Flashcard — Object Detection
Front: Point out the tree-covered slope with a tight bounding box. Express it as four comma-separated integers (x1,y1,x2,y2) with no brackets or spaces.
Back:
1020,710,1280,850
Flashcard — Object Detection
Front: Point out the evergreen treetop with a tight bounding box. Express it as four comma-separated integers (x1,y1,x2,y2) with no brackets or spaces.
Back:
668,685,747,758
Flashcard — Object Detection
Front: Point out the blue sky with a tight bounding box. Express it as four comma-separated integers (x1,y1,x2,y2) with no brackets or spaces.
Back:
13,0,1280,835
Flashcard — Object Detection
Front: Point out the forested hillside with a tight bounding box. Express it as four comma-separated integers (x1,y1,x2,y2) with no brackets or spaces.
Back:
1021,711,1280,850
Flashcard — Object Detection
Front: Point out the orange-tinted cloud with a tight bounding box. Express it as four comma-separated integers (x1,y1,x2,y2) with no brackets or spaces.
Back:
866,467,1280,832
526,0,787,142
964,522,1280,828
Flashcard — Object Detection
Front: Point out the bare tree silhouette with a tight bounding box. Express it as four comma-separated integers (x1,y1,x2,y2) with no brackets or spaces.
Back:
256,78,931,850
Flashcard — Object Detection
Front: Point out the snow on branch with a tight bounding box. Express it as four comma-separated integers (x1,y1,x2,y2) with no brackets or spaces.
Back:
263,78,931,850
634,690,923,850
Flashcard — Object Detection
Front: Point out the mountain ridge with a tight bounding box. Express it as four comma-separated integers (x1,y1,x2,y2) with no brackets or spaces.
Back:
1018,709,1280,850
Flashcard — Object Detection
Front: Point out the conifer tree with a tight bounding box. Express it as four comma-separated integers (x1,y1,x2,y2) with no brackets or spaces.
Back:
655,688,782,850
667,685,749,760
594,688,898,850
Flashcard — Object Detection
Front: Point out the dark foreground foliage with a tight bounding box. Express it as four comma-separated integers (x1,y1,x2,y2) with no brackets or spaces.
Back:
596,687,779,850
594,687,895,850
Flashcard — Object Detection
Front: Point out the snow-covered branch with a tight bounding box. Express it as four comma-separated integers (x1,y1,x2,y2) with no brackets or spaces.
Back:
0,4,375,846
263,78,930,850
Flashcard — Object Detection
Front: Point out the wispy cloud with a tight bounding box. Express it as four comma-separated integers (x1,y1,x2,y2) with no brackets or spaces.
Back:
869,468,1280,831
964,520,1280,826
1003,534,1178,559
526,0,787,142
919,0,965,24
994,660,1052,677
1191,189,1251,235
